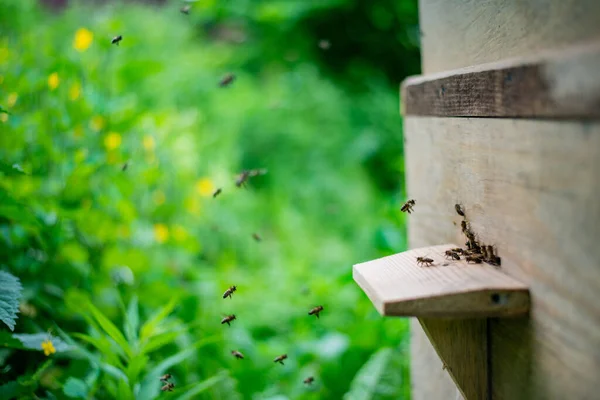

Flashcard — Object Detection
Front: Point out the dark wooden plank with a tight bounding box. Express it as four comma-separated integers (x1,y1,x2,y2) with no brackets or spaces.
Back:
419,318,488,400
401,42,600,119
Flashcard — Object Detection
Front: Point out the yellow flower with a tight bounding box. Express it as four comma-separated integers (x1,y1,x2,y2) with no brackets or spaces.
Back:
154,224,169,243
173,225,188,242
69,82,81,101
90,115,105,131
48,72,60,90
73,28,94,52
41,339,56,356
153,190,166,205
195,178,215,197
143,135,155,151
104,132,121,150
75,148,88,163
0,113,7,123
7,92,17,107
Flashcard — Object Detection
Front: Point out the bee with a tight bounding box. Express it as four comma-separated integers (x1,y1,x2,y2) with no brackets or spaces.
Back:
231,350,244,359
416,256,434,267
161,382,175,392
308,305,323,318
212,188,222,198
401,199,416,214
160,374,172,382
461,220,469,234
223,285,237,299
235,169,267,188
252,233,261,242
219,73,236,87
121,161,129,172
274,354,288,365
465,254,484,264
444,250,460,260
485,245,501,266
180,4,191,14
111,35,122,45
450,247,464,254
303,376,315,385
455,204,465,217
221,314,236,326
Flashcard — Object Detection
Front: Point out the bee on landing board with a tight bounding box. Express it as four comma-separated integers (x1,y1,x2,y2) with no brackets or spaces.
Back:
455,203,465,217
450,247,464,254
416,256,434,267
308,305,324,318
221,314,236,326
223,285,237,299
111,35,122,45
231,350,244,359
401,199,416,214
212,188,222,198
159,374,172,382
304,376,315,385
485,245,501,266
466,254,484,264
219,73,236,87
444,250,460,260
274,354,288,365
161,382,174,392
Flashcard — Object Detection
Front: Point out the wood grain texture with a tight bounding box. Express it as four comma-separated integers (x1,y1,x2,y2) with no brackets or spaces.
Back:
353,244,529,317
404,116,600,400
401,42,600,119
411,319,464,400
419,0,600,74
420,318,488,400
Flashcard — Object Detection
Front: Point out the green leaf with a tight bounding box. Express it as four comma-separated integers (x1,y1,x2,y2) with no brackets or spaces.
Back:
86,301,132,359
11,333,69,353
139,297,178,342
124,296,140,346
0,270,23,331
175,373,227,400
140,330,181,355
72,333,126,369
343,348,407,400
63,377,88,399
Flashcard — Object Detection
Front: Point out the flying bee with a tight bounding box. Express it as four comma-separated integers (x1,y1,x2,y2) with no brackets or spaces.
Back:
231,350,244,359
455,203,465,217
401,199,416,214
212,188,222,198
223,285,237,299
308,305,324,318
304,376,315,385
180,4,191,14
160,374,172,382
444,250,460,260
252,233,261,242
416,256,434,267
318,39,331,50
466,254,484,263
221,314,236,326
161,382,174,392
274,354,288,365
235,168,267,188
219,73,236,87
111,35,122,45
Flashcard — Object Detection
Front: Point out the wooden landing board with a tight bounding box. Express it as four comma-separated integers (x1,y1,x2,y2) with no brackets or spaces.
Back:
401,41,600,119
353,244,529,318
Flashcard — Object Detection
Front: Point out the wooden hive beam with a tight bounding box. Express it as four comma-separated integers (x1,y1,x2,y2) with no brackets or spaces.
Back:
353,244,530,318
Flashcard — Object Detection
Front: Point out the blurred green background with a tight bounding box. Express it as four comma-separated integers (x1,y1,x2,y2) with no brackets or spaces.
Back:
0,0,420,398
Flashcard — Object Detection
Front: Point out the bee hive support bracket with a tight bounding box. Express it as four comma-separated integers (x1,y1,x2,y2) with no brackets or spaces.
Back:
353,244,530,400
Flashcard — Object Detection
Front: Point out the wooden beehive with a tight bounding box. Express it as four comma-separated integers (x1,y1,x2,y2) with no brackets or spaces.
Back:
353,1,600,399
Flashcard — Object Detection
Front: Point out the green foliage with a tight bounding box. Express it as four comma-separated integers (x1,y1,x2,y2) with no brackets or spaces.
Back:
0,0,417,398
344,347,409,400
0,270,22,330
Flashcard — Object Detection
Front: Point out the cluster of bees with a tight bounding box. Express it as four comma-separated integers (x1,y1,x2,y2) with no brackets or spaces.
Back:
401,200,501,268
